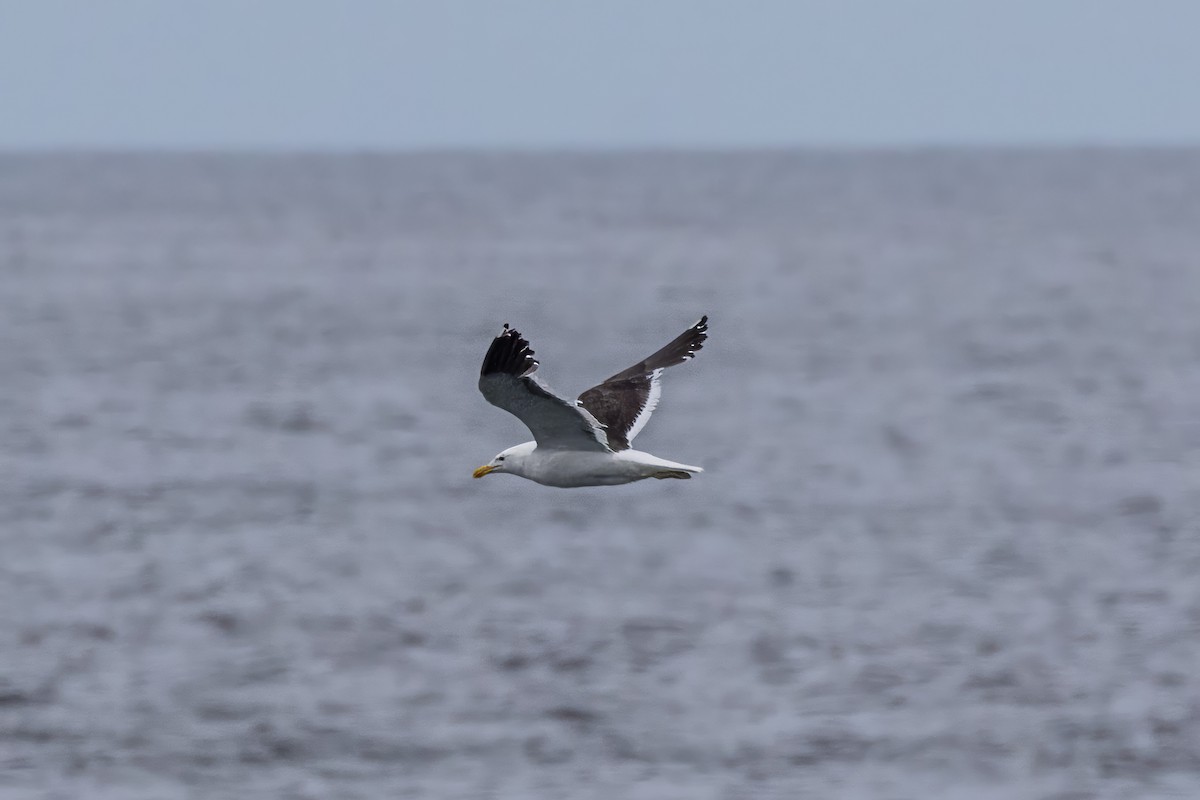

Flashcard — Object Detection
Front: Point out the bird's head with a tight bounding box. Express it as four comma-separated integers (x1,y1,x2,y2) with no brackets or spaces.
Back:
472,441,536,479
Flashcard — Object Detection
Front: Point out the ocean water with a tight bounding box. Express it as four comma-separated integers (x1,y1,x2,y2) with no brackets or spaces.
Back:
1,150,1199,799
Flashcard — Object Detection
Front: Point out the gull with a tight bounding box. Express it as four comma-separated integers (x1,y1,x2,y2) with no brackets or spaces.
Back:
472,316,708,487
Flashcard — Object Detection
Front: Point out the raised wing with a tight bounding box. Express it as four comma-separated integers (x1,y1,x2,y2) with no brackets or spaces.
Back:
577,315,708,451
478,324,611,452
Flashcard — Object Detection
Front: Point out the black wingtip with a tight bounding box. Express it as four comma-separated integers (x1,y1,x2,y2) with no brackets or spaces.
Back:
481,324,539,378
685,314,709,358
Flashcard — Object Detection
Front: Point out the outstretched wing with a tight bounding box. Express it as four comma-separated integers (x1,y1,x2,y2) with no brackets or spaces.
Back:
577,315,708,451
478,324,611,452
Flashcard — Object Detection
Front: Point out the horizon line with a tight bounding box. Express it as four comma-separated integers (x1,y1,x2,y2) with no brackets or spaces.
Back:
2,139,1200,158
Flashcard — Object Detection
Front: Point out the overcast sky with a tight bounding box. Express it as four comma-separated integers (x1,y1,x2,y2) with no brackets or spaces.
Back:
1,0,1197,150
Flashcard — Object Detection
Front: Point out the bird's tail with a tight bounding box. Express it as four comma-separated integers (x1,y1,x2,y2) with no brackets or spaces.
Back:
649,459,703,479
652,469,697,480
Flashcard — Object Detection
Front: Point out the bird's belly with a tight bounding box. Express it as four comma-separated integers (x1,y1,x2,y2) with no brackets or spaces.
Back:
527,451,643,488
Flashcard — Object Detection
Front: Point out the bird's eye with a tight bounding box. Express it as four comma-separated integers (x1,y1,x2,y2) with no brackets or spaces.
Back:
497,456,505,462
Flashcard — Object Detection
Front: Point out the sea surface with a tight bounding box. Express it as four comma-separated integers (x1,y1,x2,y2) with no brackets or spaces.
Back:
2,150,1199,799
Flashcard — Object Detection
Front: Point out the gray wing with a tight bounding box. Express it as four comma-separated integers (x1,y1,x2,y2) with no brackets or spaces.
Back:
577,315,708,451
478,324,612,452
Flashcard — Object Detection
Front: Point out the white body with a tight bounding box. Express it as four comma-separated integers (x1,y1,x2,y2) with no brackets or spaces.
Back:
481,441,703,487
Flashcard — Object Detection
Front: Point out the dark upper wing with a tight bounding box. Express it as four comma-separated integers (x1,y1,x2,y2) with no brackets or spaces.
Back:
478,324,611,452
576,315,708,451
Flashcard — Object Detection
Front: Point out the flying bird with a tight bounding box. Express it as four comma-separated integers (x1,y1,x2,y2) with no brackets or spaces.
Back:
473,316,709,487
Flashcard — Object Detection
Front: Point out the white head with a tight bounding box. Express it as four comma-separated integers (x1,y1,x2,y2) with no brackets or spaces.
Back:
472,441,537,479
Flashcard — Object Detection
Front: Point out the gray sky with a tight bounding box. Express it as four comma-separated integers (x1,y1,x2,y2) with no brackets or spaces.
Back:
2,0,1197,150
